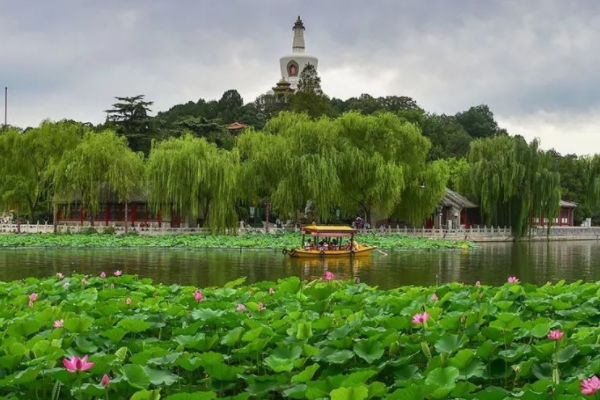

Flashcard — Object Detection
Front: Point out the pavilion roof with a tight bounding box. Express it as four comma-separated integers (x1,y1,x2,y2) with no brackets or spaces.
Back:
226,122,248,131
559,200,577,208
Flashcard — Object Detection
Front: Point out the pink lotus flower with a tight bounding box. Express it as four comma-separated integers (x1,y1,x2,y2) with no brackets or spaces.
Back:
431,293,438,301
57,272,64,280
581,375,600,395
548,330,564,340
81,278,88,285
475,281,481,287
126,297,131,305
237,304,246,311
101,374,110,388
100,271,106,279
258,302,265,311
63,355,95,373
194,290,204,302
507,276,520,284
324,271,335,281
269,287,275,295
53,319,64,328
114,270,122,277
29,293,38,307
412,311,430,325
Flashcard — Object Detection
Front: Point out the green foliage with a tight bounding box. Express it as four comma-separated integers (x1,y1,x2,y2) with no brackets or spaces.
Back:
455,104,503,139
239,112,446,224
296,63,322,95
54,130,145,217
0,232,472,249
145,135,238,232
106,95,156,154
0,121,85,221
0,275,598,399
463,136,561,239
421,114,472,160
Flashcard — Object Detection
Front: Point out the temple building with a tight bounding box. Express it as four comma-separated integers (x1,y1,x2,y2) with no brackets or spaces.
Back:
272,78,294,98
278,16,318,90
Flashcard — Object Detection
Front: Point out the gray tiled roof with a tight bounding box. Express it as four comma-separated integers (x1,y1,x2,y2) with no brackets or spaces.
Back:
442,188,478,209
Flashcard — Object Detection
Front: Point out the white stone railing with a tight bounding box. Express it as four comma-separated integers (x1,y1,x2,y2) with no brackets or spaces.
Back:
1,223,599,242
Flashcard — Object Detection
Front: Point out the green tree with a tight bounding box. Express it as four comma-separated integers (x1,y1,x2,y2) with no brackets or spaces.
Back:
146,135,238,232
55,130,144,229
254,93,289,121
238,113,340,222
455,104,502,139
106,95,155,153
421,114,472,160
217,89,244,124
296,63,322,95
583,154,600,224
290,64,335,118
238,112,446,225
0,121,84,223
462,136,561,239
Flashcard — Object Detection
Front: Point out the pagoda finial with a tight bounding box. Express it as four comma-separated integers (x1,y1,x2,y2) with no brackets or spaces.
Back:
294,16,305,30
292,16,306,52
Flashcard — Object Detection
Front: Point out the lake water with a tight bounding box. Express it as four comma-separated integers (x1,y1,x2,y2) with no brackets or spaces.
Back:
0,241,599,288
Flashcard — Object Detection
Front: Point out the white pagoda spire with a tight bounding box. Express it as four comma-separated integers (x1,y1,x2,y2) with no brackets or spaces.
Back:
292,16,305,53
279,16,318,89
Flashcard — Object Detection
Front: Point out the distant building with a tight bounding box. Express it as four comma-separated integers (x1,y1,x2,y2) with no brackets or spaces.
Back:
272,78,294,98
532,200,577,227
226,122,248,134
277,16,318,90
430,188,479,229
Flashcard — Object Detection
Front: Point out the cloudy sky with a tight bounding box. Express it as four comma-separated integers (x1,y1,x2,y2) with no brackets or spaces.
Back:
1,0,599,155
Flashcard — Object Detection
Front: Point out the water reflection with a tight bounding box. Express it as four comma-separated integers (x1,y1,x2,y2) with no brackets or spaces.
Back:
0,241,599,288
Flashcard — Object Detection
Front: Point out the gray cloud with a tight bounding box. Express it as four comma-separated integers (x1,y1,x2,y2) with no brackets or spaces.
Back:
1,0,599,154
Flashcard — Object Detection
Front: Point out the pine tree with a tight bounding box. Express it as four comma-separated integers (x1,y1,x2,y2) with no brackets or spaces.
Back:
296,64,323,95
106,95,154,154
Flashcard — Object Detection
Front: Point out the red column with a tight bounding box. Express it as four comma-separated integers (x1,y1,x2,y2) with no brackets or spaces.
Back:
144,206,149,225
131,204,136,226
570,209,573,226
80,207,84,225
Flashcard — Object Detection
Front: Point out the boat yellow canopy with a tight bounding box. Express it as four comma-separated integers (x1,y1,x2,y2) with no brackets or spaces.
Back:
301,225,357,237
283,225,377,258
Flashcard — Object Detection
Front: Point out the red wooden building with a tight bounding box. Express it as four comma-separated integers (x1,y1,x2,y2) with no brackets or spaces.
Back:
531,200,577,227
56,188,182,227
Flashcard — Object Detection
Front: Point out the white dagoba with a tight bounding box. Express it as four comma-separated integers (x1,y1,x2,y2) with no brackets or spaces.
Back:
279,16,318,89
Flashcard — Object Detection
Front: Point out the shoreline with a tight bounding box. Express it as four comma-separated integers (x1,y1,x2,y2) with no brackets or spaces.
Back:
0,232,472,250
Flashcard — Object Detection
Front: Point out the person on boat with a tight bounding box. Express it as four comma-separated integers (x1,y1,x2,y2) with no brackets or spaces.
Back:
330,239,339,250
345,238,359,251
318,240,328,251
304,239,315,250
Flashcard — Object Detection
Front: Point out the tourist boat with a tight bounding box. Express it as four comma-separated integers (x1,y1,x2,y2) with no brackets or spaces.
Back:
282,225,376,258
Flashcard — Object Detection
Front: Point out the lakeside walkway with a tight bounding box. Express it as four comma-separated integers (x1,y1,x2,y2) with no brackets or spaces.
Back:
1,223,599,242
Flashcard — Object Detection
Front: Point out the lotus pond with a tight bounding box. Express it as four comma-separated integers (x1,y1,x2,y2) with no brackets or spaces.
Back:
0,233,471,250
2,274,600,400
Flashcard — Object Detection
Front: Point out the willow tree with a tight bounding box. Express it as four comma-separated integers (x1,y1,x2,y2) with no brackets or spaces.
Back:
146,134,238,232
393,160,450,224
238,112,342,222
0,121,83,223
55,130,144,228
585,155,600,209
463,136,561,239
336,112,447,224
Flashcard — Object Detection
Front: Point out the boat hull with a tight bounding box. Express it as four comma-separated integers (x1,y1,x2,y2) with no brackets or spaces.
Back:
283,246,376,258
